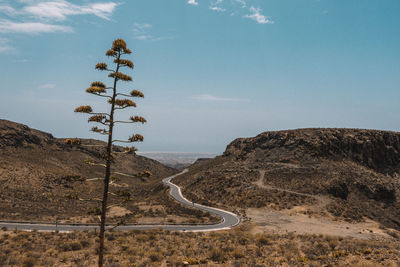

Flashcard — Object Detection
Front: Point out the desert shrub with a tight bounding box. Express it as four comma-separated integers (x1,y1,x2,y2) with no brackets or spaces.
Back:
80,239,90,248
256,235,270,246
148,251,162,262
22,256,37,267
302,241,330,259
237,236,249,245
185,258,200,264
71,241,83,251
232,248,245,259
61,241,82,251
0,252,6,266
208,248,226,262
106,233,116,241
333,250,347,258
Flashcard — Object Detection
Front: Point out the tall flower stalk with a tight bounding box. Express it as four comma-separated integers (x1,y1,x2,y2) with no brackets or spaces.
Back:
75,39,149,267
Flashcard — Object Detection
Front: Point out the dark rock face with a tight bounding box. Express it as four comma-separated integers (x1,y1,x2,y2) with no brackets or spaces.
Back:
327,181,349,200
223,128,400,208
0,120,54,147
225,128,400,175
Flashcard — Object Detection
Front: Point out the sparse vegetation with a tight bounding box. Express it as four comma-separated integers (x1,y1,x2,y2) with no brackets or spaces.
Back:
0,226,399,266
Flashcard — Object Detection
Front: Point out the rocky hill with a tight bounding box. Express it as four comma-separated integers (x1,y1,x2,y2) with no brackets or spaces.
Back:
175,128,400,230
0,119,217,224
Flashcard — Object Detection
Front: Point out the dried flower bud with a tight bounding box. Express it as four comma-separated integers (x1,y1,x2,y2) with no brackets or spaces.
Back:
91,126,108,134
106,49,117,57
112,39,127,51
115,59,134,69
108,72,132,81
91,81,106,88
130,90,144,98
129,134,144,142
75,105,93,113
111,99,136,108
65,138,81,146
86,86,106,94
124,146,137,153
130,116,146,124
88,115,106,123
95,63,108,71
100,152,114,161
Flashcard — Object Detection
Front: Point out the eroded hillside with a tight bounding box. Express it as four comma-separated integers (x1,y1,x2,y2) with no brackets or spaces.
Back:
0,119,217,224
175,128,400,231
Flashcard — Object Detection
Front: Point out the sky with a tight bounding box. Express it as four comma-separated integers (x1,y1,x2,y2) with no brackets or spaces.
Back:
0,0,399,153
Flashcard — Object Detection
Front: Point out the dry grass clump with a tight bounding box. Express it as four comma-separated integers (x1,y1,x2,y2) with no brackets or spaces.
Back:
0,225,399,266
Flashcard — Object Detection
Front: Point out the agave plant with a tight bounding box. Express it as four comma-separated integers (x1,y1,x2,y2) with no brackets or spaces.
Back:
75,38,151,267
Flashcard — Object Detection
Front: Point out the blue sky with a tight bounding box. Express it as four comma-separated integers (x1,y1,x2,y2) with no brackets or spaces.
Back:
0,0,399,153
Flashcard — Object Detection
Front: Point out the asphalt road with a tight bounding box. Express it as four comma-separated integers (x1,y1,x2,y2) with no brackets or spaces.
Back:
0,169,240,232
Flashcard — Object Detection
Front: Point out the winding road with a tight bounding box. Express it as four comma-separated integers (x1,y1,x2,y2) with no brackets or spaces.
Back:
0,169,240,232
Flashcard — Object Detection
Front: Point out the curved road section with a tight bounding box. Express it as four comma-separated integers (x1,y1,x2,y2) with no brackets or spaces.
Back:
0,170,240,232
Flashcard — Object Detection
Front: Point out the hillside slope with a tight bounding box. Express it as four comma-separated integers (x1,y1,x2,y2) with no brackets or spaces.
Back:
175,128,400,230
0,119,216,224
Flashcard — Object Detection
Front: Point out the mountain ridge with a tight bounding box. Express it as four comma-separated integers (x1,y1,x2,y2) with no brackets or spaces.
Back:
176,127,400,230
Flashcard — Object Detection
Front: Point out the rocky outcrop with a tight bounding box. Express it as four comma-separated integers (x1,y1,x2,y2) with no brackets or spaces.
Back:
225,128,400,175
0,120,54,147
174,128,400,229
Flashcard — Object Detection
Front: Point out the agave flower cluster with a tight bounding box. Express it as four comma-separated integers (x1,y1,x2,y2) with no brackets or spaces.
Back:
74,38,146,152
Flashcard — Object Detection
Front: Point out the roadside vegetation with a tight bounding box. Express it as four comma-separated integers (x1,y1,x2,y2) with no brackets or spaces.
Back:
0,224,399,266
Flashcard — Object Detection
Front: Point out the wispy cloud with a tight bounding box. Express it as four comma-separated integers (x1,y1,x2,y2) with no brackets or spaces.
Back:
184,0,273,25
0,5,16,16
209,0,225,11
133,23,152,40
244,6,274,24
192,94,238,102
209,6,225,12
209,0,226,13
133,23,173,41
0,1,119,53
234,0,246,8
187,0,199,6
0,37,15,53
0,1,118,35
0,19,73,34
22,1,119,21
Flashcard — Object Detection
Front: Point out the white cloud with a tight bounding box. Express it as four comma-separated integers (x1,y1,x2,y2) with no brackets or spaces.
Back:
133,22,173,41
209,6,225,12
0,19,72,34
244,6,274,24
209,0,225,12
0,5,16,15
184,0,273,25
192,94,237,102
38,83,57,89
0,1,118,36
22,1,119,21
234,0,246,8
187,0,198,6
0,38,15,53
133,23,152,40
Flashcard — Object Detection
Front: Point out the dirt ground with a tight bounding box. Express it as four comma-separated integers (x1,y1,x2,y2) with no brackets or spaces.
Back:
248,170,398,240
